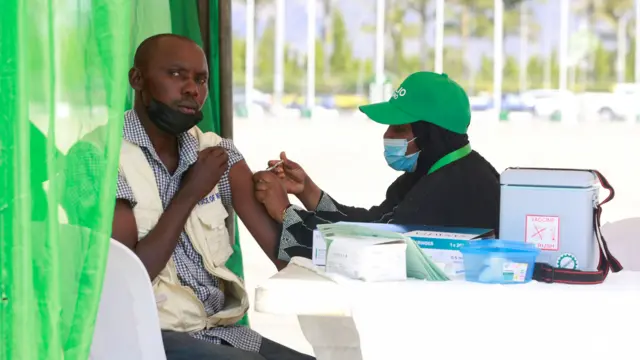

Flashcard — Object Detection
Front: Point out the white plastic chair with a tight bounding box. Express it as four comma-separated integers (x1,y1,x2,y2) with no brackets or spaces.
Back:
90,239,167,360
601,217,640,271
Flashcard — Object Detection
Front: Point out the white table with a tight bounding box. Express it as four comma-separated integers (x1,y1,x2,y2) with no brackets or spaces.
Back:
255,257,640,360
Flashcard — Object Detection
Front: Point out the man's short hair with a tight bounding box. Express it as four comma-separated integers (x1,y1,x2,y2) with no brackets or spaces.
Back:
133,33,198,68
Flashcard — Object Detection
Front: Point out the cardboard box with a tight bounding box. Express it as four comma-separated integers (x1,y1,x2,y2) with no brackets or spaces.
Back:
325,236,407,282
312,229,326,266
313,223,494,276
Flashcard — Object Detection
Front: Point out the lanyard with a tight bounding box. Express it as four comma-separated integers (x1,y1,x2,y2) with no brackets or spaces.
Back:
427,144,472,175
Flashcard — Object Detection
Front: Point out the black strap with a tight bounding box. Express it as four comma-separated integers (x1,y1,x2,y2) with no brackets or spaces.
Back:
528,169,623,284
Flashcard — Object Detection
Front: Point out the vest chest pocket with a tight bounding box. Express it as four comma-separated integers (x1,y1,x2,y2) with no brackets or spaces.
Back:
192,191,233,267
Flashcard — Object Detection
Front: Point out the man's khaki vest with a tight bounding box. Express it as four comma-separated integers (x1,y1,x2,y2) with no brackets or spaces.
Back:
118,126,249,332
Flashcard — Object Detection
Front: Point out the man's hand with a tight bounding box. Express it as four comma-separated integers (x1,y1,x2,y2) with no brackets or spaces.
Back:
253,170,291,223
180,147,228,203
267,152,308,195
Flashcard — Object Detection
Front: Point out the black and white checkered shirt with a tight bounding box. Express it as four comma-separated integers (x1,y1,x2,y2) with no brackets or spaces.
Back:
116,110,262,352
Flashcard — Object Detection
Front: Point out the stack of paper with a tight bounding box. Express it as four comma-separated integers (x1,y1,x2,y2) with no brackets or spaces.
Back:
317,223,450,281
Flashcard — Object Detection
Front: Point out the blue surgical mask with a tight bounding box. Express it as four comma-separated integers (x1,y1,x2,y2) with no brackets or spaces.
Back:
383,138,421,172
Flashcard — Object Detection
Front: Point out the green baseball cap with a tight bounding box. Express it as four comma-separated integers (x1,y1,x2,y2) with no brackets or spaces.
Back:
359,71,471,134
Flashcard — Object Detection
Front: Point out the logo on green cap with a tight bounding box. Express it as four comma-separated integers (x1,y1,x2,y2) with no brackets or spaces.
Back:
393,86,407,99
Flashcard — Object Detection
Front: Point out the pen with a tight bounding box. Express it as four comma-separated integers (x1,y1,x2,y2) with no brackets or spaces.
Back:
265,160,283,172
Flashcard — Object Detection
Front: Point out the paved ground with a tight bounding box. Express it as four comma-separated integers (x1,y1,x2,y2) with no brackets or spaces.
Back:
232,114,640,355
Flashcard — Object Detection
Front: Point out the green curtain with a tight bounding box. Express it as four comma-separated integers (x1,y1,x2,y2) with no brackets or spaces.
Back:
169,0,247,327
169,0,217,133
125,0,173,109
0,0,132,359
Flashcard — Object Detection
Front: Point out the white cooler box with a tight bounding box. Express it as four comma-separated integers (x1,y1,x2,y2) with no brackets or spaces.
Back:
499,168,600,271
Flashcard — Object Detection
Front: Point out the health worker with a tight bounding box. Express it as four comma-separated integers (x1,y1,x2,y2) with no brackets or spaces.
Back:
253,71,500,261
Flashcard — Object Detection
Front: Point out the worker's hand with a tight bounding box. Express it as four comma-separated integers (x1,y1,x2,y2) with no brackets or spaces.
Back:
253,170,291,223
180,147,229,204
267,151,307,195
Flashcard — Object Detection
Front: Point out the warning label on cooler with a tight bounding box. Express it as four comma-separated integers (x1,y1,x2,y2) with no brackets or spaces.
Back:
524,215,560,251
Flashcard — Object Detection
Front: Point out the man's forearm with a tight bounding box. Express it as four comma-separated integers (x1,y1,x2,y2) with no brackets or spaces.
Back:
134,190,198,279
296,180,322,211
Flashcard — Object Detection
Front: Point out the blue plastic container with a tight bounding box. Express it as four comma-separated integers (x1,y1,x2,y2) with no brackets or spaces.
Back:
459,240,540,284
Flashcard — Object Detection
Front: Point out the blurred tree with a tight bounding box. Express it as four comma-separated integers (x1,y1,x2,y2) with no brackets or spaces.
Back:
526,55,545,88
598,0,635,85
233,0,273,40
597,0,635,33
313,40,325,90
448,0,538,84
361,0,420,77
593,41,614,85
405,0,432,69
626,38,636,82
232,37,247,83
232,0,274,85
503,55,519,89
503,0,532,8
230,0,631,98
503,1,541,45
252,17,325,93
447,0,487,82
441,47,465,81
403,51,435,74
255,18,275,90
552,50,562,88
283,47,306,93
512,1,543,91
329,9,354,76
477,55,493,84
320,0,335,79
571,0,600,84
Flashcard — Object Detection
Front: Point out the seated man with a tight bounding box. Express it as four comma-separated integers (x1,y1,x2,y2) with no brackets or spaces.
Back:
111,33,314,360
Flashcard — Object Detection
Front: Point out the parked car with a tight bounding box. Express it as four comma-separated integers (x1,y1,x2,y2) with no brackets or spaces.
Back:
470,93,535,114
521,89,572,118
591,83,640,121
232,87,273,114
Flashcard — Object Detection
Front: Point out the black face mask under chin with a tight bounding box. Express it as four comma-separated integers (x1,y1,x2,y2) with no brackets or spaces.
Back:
146,98,204,135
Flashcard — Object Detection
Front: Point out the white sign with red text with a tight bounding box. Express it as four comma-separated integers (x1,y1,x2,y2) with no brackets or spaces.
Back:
525,215,560,251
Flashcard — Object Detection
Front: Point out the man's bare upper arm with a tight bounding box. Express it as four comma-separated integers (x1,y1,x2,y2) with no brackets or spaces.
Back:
112,199,139,249
229,160,287,270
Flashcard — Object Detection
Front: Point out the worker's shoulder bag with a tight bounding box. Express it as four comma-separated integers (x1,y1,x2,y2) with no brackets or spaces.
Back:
531,169,623,284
